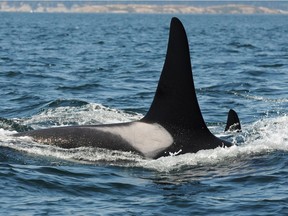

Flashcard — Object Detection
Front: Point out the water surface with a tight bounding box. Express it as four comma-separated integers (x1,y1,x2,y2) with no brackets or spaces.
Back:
0,13,288,215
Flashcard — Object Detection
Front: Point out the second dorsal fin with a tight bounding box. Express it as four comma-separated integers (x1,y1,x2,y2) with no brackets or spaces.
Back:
225,109,241,132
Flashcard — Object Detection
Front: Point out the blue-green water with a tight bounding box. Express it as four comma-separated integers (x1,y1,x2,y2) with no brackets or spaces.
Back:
0,13,288,215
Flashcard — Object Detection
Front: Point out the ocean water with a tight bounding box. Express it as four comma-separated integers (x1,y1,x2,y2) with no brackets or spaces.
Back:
0,13,288,215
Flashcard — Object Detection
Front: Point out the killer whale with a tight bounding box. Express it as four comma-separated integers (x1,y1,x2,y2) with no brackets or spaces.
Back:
15,17,234,159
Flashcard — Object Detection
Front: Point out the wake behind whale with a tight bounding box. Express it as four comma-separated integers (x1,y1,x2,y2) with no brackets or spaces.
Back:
15,17,240,159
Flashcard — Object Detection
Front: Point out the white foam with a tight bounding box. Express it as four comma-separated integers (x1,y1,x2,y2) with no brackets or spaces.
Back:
21,103,143,129
245,115,288,151
1,104,287,172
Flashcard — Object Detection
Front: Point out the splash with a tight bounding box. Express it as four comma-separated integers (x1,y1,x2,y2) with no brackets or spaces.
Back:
245,115,288,151
0,103,287,172
21,102,143,129
140,114,288,172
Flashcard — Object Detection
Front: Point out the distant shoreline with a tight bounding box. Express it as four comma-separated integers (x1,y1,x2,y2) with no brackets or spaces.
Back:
0,3,288,14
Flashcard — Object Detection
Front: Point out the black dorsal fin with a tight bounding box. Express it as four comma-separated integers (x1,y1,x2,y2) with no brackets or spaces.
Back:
142,17,207,130
225,109,241,132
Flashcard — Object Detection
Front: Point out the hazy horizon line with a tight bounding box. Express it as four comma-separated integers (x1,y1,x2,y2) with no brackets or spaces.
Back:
1,2,288,14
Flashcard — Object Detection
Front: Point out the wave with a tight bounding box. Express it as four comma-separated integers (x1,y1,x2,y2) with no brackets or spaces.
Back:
4,100,142,130
56,83,101,91
259,63,284,68
228,42,256,49
0,102,287,172
44,99,89,108
231,92,288,103
0,117,33,132
1,70,22,78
